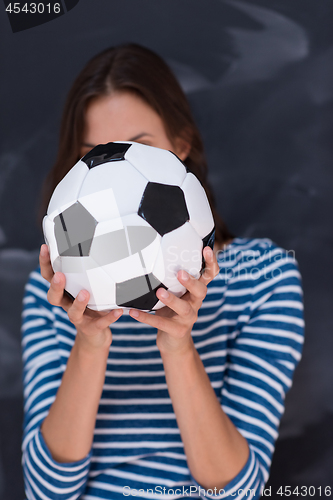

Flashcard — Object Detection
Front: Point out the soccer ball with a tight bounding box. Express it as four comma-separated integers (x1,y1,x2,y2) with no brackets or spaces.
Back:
43,142,215,312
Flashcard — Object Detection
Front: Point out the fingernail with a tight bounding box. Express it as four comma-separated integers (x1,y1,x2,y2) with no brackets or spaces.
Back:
114,309,122,318
53,273,60,284
40,245,48,257
130,309,139,318
159,288,169,299
77,291,86,302
180,270,189,281
205,247,213,261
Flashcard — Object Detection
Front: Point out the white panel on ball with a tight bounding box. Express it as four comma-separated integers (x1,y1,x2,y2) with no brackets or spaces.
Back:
140,230,162,274
93,218,124,238
153,222,203,288
64,271,97,305
124,142,187,186
78,188,121,223
102,253,145,283
60,256,89,274
181,172,214,238
52,256,62,273
86,266,116,309
78,160,147,217
47,160,89,215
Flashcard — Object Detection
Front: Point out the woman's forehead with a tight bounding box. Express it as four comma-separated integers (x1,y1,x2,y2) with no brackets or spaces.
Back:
83,93,170,147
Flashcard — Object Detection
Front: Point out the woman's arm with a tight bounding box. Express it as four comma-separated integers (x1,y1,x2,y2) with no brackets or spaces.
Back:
36,245,123,463
38,244,123,463
22,246,124,499
21,271,91,498
129,246,249,490
160,339,250,490
40,327,111,463
128,244,304,497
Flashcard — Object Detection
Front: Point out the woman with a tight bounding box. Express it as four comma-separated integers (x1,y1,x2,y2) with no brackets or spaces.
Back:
21,44,304,499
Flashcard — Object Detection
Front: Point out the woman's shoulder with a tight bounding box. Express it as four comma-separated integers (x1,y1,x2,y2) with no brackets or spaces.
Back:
214,236,301,288
217,236,298,264
216,236,291,256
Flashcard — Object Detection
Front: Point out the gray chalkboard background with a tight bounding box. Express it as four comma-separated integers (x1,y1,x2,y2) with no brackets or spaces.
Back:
1,0,332,498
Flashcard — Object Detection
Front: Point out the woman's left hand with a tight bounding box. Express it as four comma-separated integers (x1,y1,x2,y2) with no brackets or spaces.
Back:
129,246,220,355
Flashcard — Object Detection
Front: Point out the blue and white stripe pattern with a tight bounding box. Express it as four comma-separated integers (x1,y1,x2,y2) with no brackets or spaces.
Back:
21,237,304,499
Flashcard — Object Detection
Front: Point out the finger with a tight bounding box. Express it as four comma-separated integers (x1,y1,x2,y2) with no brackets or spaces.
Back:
47,272,72,310
129,308,186,337
39,244,54,282
176,270,207,305
155,287,195,319
67,290,90,325
198,246,220,285
95,308,123,330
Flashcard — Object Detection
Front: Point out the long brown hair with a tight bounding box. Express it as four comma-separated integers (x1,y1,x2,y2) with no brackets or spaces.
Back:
41,43,234,244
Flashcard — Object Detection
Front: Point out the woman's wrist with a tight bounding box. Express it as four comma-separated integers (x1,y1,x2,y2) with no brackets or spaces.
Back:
157,331,195,359
75,327,112,356
40,327,111,464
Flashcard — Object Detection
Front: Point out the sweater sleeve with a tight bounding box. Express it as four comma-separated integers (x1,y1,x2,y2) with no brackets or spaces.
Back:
190,245,305,499
21,268,92,500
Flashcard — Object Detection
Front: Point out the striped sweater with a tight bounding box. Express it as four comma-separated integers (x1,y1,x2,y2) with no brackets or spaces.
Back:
21,237,304,500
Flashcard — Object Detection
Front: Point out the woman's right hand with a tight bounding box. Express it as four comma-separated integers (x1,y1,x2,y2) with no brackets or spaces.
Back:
39,244,123,350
